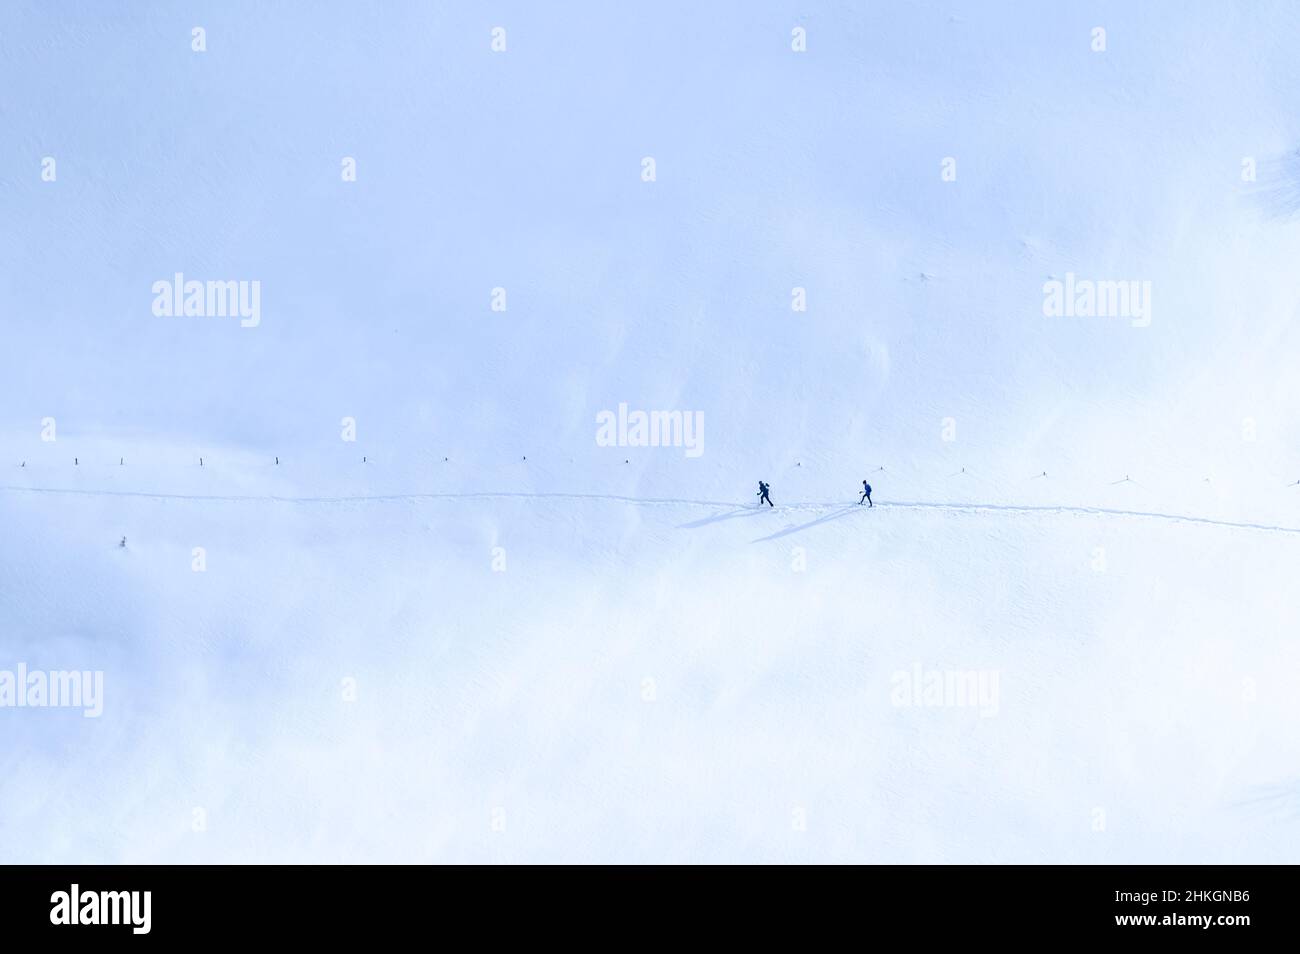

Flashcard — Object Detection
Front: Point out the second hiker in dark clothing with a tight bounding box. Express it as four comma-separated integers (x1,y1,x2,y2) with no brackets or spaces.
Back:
757,481,773,507
858,480,872,506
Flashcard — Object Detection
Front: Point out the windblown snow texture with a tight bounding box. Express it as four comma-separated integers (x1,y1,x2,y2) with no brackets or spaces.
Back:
2,1,1299,862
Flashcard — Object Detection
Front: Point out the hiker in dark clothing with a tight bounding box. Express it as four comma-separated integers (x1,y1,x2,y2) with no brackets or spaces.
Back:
858,480,872,506
757,481,773,507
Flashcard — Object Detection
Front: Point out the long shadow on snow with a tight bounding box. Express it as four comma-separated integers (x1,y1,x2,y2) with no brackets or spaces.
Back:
677,507,769,529
750,505,862,543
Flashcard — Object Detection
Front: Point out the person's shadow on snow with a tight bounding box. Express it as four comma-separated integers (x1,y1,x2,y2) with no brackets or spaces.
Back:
750,505,862,543
677,507,770,530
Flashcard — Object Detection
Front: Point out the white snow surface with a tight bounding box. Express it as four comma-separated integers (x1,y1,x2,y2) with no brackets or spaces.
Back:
2,1,1300,862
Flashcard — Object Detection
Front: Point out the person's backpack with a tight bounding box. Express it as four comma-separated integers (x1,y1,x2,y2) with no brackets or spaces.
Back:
865,484,871,495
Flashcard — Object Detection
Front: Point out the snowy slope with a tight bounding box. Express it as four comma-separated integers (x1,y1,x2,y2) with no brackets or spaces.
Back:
2,487,1299,863
2,1,1300,862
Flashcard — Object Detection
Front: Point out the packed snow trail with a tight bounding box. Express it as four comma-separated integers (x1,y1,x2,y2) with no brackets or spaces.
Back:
3,485,1299,537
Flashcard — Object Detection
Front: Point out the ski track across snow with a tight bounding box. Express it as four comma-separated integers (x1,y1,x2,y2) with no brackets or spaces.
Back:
3,485,1299,537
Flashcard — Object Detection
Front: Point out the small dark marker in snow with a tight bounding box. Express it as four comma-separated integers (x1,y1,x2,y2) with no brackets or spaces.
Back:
276,457,280,465
119,536,126,548
200,458,203,466
120,458,123,465
75,458,78,465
